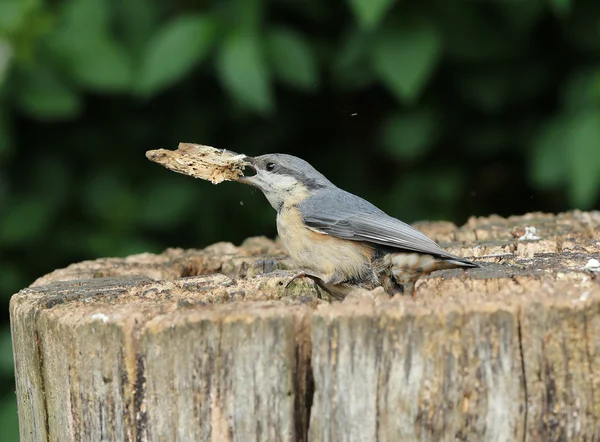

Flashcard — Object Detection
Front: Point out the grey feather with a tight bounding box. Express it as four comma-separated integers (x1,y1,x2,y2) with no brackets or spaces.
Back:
298,188,478,266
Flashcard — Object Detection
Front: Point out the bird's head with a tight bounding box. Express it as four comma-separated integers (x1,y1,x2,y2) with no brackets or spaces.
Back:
239,153,333,211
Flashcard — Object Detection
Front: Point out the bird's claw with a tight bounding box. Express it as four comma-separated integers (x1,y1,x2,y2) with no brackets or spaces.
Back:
285,272,311,289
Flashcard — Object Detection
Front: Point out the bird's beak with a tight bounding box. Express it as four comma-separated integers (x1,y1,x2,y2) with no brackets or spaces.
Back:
237,156,259,186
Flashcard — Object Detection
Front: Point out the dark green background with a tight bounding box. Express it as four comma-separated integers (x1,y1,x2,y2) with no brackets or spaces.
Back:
2,0,600,437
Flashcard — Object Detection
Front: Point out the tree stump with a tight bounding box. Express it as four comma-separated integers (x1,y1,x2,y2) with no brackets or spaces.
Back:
10,211,600,441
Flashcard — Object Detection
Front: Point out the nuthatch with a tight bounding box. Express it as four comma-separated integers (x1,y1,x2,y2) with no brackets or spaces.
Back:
239,154,479,299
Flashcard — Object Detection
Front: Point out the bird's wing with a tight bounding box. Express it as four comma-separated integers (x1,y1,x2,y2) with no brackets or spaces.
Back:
299,190,469,261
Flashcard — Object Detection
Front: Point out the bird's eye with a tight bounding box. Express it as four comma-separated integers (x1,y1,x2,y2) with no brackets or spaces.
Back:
266,163,276,171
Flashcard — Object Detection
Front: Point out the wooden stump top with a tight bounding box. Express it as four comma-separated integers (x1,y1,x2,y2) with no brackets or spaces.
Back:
10,211,600,441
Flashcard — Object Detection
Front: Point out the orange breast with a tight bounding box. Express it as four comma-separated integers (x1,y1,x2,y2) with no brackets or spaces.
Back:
276,207,372,282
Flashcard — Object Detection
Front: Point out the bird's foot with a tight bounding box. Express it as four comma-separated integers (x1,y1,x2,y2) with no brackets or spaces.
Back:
285,271,325,299
285,271,323,289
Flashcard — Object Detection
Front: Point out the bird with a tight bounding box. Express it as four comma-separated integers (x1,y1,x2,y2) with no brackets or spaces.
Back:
238,153,479,300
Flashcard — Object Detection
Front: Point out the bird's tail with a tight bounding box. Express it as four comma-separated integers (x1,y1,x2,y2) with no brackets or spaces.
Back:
445,257,481,268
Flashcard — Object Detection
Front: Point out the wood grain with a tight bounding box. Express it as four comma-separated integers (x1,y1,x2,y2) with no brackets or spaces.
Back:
10,211,600,441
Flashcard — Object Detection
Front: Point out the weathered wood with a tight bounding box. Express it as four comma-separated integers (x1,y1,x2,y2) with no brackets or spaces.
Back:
10,211,600,441
309,302,525,441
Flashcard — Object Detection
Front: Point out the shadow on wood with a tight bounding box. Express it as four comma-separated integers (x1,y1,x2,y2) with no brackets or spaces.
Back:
10,211,600,441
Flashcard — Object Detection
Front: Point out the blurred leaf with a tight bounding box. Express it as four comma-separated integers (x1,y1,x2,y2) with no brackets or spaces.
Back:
0,108,11,161
47,0,132,92
388,169,461,221
16,67,80,119
386,173,432,222
0,329,13,375
0,264,26,300
141,179,197,228
331,28,375,88
563,1,600,53
532,110,600,208
112,0,159,53
512,63,554,103
0,0,41,34
430,167,463,204
65,37,133,92
531,118,567,188
217,32,273,113
461,124,515,156
371,23,442,103
498,1,544,32
58,0,109,35
434,3,519,62
458,72,510,113
0,1,23,32
0,197,53,245
266,27,318,90
347,0,396,30
460,64,551,112
84,174,139,228
561,68,600,110
4,6,52,63
0,176,6,213
31,155,70,207
0,394,19,442
564,110,600,208
549,0,571,17
233,0,264,31
381,108,438,160
0,40,13,88
136,15,217,96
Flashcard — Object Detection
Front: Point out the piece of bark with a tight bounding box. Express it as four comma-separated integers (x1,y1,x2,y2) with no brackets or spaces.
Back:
10,211,600,441
145,143,250,184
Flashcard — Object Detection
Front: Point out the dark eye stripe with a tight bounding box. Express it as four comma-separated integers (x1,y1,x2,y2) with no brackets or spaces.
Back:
274,165,329,190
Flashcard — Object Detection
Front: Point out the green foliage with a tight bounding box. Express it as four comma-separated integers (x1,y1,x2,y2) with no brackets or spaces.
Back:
0,264,26,300
47,0,133,91
59,37,133,92
0,329,14,376
141,179,199,228
266,27,318,90
0,108,11,159
531,66,600,208
347,0,397,29
16,67,81,119
331,28,375,88
381,107,438,160
0,197,55,245
0,40,12,88
0,327,17,441
566,110,600,207
532,109,600,208
217,31,273,112
137,15,217,96
550,0,572,16
0,394,19,442
371,23,442,103
0,0,51,64
1,0,600,432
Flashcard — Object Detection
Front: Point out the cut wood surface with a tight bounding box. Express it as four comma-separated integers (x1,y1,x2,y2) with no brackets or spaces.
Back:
10,211,600,441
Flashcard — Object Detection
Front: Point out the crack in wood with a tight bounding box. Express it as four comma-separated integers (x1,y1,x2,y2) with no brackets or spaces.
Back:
32,310,51,442
517,310,528,442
